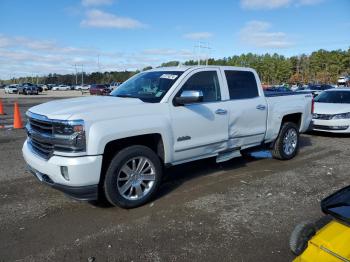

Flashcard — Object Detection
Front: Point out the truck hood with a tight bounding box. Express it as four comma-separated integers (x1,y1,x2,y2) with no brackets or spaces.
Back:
29,96,144,120
314,102,350,115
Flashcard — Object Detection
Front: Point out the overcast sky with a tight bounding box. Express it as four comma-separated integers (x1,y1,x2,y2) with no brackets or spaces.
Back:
0,0,349,79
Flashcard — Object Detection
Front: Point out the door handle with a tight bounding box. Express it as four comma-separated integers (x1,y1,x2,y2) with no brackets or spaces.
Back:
256,105,266,110
215,109,227,115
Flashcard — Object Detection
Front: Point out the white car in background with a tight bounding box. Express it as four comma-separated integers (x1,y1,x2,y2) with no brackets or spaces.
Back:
290,85,299,92
74,84,90,90
110,82,122,90
40,84,49,91
312,88,350,133
337,76,349,87
52,84,70,91
4,84,18,94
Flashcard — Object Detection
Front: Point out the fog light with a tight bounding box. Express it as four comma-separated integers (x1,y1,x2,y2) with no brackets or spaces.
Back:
60,166,69,181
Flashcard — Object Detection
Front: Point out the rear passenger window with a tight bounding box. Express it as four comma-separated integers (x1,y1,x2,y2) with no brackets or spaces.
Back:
225,70,259,100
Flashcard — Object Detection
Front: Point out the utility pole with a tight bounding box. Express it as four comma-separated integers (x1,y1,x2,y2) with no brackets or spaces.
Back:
75,64,78,85
97,55,100,72
81,64,84,86
205,42,211,66
195,42,211,66
197,41,201,65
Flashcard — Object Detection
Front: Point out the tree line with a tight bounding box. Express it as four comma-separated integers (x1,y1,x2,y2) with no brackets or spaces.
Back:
180,48,350,85
3,71,136,86
2,48,350,86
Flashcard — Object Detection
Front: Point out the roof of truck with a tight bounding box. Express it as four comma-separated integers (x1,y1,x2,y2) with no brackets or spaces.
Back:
148,65,256,73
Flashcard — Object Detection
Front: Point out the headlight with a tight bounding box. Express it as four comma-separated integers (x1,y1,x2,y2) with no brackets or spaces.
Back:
53,120,86,151
332,112,350,120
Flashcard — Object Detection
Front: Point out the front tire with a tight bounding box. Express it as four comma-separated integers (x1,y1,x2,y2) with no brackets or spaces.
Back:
103,145,163,208
272,122,299,160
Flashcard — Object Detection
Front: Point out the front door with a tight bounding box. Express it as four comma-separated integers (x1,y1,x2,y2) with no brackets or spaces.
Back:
169,69,229,162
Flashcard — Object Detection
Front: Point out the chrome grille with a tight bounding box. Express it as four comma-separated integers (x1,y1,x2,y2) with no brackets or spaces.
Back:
26,113,54,159
29,137,54,158
29,117,53,134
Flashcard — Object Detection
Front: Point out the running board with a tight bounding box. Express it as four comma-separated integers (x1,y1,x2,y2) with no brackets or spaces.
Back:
216,150,241,163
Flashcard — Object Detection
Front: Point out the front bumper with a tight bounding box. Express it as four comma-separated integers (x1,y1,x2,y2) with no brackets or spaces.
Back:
22,140,102,200
27,165,98,200
312,119,350,133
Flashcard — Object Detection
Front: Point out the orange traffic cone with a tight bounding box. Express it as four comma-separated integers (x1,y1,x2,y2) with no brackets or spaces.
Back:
0,99,5,115
13,102,23,129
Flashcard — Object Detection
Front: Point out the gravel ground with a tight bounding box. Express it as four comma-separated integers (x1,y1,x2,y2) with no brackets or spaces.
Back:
0,96,349,262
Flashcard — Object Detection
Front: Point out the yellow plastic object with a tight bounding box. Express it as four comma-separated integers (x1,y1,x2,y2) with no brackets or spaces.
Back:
294,220,350,262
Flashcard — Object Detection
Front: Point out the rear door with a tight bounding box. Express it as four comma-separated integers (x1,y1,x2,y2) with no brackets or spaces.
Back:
223,69,267,148
169,68,229,162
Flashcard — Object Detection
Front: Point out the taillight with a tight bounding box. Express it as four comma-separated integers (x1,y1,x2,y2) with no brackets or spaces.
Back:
311,98,314,114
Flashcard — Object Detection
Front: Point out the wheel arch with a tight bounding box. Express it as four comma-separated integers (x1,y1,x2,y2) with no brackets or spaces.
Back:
281,112,302,130
99,133,165,184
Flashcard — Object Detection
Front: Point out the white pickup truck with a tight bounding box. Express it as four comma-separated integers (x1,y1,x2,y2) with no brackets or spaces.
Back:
23,66,313,208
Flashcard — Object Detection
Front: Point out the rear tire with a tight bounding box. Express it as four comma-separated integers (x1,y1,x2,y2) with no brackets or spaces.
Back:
103,145,162,208
272,122,299,160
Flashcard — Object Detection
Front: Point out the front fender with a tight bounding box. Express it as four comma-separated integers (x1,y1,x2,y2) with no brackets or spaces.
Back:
87,115,174,164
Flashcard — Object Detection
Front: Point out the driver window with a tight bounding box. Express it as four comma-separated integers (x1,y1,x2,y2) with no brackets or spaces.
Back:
179,71,221,102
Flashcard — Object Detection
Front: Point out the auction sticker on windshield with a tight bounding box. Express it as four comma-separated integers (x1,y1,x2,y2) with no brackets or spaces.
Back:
160,74,178,80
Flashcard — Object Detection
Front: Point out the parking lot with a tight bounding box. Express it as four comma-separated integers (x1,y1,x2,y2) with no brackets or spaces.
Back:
0,93,349,261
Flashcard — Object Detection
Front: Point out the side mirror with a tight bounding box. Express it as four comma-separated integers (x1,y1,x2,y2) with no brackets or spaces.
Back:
175,90,203,106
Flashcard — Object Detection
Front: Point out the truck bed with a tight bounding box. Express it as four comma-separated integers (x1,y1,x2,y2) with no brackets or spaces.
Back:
264,91,312,97
263,91,313,142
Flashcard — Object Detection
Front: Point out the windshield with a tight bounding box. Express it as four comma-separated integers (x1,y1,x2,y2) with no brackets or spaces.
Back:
315,91,350,103
321,186,350,225
110,71,183,103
